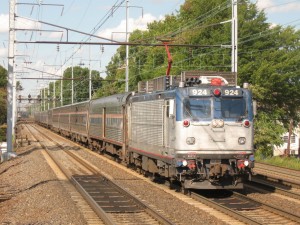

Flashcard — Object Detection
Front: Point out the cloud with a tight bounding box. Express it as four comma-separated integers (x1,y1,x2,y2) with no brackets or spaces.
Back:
0,14,42,34
0,14,9,33
47,31,65,39
97,13,157,41
0,48,7,57
16,17,41,30
256,0,300,13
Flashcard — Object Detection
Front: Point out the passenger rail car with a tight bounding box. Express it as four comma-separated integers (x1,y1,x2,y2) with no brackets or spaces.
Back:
35,72,255,190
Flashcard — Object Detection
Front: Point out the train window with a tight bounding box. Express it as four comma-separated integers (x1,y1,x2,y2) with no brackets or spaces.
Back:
221,98,246,118
184,98,211,120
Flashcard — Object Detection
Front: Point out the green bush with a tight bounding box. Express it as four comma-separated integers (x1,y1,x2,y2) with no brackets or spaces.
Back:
0,124,6,142
255,153,300,170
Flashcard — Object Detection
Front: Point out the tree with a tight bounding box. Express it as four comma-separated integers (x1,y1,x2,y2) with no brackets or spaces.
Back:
95,0,300,156
16,81,23,91
0,88,7,124
0,66,7,141
55,66,103,105
0,65,7,88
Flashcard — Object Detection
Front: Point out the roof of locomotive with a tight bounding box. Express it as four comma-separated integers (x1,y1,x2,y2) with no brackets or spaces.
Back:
130,88,177,103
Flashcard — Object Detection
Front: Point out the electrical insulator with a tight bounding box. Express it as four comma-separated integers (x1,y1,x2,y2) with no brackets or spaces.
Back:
57,45,60,52
18,95,22,103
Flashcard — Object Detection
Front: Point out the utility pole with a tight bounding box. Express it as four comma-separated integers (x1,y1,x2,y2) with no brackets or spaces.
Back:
125,0,129,92
72,56,74,104
60,66,63,106
47,87,50,110
232,0,238,86
114,0,142,92
53,81,56,108
5,0,17,160
89,44,92,99
43,88,46,111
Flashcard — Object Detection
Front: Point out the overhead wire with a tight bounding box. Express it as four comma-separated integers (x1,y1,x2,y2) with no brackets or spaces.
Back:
59,0,126,75
21,0,300,98
127,0,300,81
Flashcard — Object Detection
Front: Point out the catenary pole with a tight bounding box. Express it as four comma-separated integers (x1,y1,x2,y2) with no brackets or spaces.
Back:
54,81,56,108
47,87,50,110
125,0,129,92
60,66,63,106
5,0,17,160
89,44,92,99
72,56,74,104
232,0,238,86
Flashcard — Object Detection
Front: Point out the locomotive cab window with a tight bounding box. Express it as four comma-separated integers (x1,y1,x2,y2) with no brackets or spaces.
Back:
221,98,246,119
183,98,211,120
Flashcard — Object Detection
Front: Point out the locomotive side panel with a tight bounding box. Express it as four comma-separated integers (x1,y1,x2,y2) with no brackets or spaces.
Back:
130,99,164,149
128,97,176,176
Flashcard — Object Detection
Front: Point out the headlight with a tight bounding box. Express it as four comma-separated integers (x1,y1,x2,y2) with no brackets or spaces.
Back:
186,137,195,145
182,160,188,167
212,119,224,128
238,137,246,145
244,160,249,166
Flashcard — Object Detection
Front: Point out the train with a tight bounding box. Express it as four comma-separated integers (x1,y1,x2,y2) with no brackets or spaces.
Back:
34,71,255,190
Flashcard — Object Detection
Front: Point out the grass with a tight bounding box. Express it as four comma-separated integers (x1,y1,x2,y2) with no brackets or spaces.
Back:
255,153,300,170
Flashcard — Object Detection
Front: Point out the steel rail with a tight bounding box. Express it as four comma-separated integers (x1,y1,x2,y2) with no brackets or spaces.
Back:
189,191,261,225
30,124,175,225
232,191,300,223
25,124,115,225
246,179,300,200
255,162,300,177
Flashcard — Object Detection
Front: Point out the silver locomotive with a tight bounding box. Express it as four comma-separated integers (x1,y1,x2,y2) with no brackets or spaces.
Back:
35,71,255,189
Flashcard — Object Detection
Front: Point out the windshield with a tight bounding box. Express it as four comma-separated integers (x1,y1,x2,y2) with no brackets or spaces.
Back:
221,98,246,118
183,98,211,120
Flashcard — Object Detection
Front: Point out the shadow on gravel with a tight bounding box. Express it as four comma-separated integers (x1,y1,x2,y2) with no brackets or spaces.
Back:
26,179,59,191
17,146,40,157
0,161,23,175
62,146,81,151
16,179,59,194
0,179,59,202
46,145,81,151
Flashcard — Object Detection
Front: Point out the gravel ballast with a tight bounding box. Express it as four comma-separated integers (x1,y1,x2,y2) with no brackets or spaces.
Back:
0,142,87,225
3,123,298,225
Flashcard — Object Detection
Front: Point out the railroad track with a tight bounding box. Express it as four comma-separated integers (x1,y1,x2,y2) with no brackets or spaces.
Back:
25,124,175,225
23,124,104,225
246,179,300,201
190,190,300,224
254,162,300,188
25,123,300,224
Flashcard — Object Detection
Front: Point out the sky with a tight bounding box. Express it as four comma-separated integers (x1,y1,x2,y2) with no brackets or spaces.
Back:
0,0,299,100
